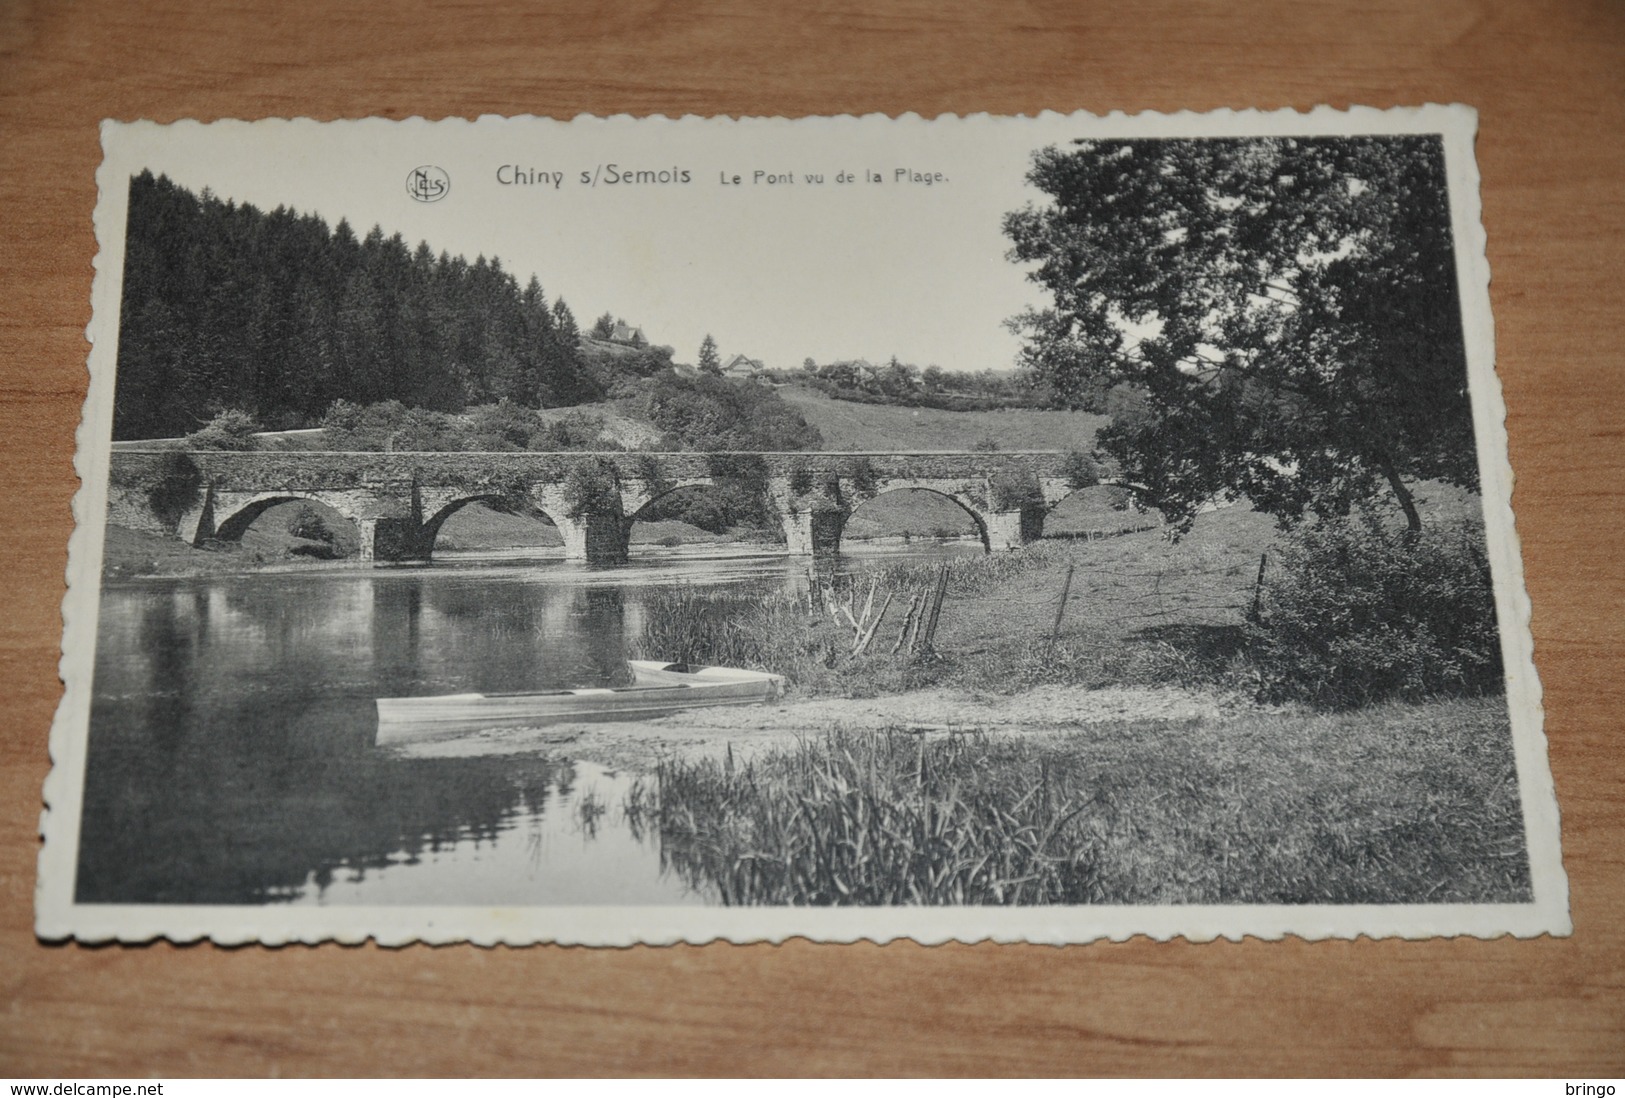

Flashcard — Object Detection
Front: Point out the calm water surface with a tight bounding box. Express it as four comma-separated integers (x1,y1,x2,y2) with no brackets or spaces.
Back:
78,543,976,906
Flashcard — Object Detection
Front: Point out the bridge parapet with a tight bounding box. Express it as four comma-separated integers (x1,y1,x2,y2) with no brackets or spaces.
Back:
107,449,1078,491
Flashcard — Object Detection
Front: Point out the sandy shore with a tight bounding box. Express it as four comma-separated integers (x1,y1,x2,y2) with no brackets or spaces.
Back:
392,682,1235,771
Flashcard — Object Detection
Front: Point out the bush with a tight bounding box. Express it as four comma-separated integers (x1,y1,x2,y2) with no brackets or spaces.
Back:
560,457,622,518
184,409,260,451
1062,449,1100,490
529,409,619,452
842,456,881,500
287,503,337,545
463,399,536,450
319,399,462,451
641,491,730,533
144,451,202,526
634,370,822,451
1249,512,1503,708
989,466,1042,509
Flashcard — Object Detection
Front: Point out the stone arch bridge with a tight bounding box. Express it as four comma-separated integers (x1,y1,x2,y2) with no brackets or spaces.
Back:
107,450,1102,563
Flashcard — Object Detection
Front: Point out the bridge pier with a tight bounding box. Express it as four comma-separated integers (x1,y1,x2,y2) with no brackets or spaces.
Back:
983,504,1047,551
557,513,630,564
355,516,434,563
781,508,846,557
176,486,216,546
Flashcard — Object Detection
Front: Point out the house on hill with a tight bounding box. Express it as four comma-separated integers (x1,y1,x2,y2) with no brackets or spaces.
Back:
721,353,765,379
607,321,647,346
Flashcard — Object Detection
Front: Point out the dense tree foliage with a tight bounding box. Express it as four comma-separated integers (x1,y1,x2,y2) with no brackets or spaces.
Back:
783,359,1049,411
114,171,600,439
1250,512,1502,708
634,371,823,452
1005,136,1475,531
317,399,621,453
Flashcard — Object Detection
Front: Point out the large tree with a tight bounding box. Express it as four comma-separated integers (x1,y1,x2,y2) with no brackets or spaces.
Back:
1004,135,1475,532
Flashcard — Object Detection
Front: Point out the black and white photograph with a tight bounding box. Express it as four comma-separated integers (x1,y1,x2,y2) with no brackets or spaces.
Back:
40,109,1567,944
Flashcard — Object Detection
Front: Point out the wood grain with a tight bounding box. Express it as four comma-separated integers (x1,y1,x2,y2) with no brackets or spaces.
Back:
2,0,1621,1077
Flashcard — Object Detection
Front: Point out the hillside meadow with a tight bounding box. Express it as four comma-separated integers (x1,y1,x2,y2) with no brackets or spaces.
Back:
774,385,1106,452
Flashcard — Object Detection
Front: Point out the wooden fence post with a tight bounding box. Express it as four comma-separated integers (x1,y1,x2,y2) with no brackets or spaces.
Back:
918,564,949,654
1048,563,1076,652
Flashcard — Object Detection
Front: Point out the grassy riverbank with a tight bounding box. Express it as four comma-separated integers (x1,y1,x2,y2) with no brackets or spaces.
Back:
634,504,1279,700
627,694,1529,906
99,524,361,579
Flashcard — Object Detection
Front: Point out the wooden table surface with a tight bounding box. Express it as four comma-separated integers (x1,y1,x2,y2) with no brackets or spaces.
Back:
2,0,1622,1078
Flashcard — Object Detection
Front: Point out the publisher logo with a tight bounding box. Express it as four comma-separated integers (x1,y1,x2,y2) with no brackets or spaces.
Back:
406,166,450,203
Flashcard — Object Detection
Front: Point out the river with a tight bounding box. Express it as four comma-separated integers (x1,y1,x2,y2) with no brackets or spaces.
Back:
75,541,979,907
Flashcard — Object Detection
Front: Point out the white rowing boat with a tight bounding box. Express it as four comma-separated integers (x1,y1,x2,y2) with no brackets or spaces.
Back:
374,660,785,746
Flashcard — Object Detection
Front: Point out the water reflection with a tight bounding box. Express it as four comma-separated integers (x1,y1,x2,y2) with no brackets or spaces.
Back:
77,543,981,906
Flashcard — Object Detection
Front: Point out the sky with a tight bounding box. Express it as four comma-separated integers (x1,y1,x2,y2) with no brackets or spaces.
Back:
106,116,1092,374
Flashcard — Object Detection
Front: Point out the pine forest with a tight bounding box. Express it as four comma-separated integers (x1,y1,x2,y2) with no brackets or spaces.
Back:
113,171,603,440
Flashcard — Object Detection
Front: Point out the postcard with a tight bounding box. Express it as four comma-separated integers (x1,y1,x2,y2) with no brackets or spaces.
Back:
39,107,1568,944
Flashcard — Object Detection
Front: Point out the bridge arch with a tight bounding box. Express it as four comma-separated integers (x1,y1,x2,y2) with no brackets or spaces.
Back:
419,494,566,557
626,479,762,552
624,479,725,522
211,492,364,544
621,476,717,520
841,486,991,554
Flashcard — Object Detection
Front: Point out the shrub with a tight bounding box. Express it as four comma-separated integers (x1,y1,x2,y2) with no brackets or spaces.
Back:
1062,449,1100,491
631,453,671,498
319,400,461,451
703,453,776,533
145,452,202,527
1249,512,1503,708
463,399,537,451
184,409,261,451
989,465,1042,510
473,470,534,515
1103,484,1134,511
842,456,881,501
529,409,619,452
634,370,823,451
642,491,730,533
560,457,622,518
287,503,337,545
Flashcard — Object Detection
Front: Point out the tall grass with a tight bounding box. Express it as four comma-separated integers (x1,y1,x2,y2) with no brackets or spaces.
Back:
854,541,1063,596
631,548,1065,690
629,730,1104,905
625,696,1531,906
630,586,848,676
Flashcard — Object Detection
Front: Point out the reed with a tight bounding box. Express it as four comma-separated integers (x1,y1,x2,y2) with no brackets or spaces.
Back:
575,788,608,838
849,541,1063,597
639,730,1105,905
630,545,1068,692
630,585,849,679
626,696,1531,907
